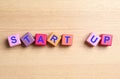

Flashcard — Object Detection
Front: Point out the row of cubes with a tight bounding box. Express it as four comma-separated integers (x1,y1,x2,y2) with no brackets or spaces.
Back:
8,32,73,47
8,32,113,47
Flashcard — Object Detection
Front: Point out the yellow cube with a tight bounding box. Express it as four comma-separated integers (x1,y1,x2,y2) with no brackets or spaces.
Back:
47,32,61,46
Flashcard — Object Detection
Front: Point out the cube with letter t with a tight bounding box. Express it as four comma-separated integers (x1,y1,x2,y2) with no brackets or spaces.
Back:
61,34,73,46
47,32,61,46
21,32,35,47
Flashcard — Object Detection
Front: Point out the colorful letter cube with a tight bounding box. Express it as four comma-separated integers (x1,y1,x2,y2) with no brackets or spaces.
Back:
86,33,101,46
100,34,113,46
8,34,21,47
47,32,61,46
61,34,73,46
21,32,35,47
35,34,47,46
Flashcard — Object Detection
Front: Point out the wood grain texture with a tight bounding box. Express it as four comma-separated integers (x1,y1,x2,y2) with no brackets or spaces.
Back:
0,0,120,79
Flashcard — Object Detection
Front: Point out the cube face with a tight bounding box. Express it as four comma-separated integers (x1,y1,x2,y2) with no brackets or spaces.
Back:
100,34,113,46
47,32,61,46
61,34,73,46
21,32,35,46
35,34,47,46
86,33,101,46
8,34,21,47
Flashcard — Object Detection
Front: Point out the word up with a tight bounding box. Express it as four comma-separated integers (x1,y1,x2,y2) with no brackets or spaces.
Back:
86,33,113,46
8,32,73,47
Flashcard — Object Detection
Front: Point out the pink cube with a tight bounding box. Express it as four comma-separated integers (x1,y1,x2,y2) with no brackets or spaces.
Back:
35,34,47,46
8,34,21,47
61,34,73,46
100,34,113,46
86,33,101,46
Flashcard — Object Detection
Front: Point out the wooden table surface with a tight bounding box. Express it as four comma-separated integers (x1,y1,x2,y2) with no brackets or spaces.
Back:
0,0,120,79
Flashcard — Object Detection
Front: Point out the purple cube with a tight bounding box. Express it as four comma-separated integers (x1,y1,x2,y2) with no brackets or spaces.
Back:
21,32,35,46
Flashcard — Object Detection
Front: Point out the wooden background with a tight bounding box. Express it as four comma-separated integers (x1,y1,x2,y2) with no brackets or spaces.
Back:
0,0,120,79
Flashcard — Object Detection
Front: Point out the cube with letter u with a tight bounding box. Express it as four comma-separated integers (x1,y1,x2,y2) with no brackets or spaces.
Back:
86,33,101,46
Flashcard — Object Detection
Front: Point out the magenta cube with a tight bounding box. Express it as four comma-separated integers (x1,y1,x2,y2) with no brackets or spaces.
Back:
21,32,35,47
8,34,21,47
100,34,113,46
35,34,47,46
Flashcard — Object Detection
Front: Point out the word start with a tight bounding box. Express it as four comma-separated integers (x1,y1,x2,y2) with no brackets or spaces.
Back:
7,32,113,47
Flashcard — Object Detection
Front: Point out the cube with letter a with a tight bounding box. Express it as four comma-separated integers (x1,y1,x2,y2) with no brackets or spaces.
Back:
100,34,113,46
47,32,61,46
61,34,73,46
35,34,47,46
8,34,21,47
86,33,101,46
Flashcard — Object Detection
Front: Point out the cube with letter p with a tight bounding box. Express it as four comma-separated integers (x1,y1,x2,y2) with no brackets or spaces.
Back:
100,34,113,46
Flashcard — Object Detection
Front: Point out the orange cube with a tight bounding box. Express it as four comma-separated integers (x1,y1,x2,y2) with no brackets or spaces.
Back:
47,32,61,46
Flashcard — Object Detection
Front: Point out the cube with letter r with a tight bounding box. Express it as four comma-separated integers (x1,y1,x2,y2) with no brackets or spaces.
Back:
8,34,21,47
35,34,47,46
61,34,73,46
47,32,61,46
100,34,113,46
